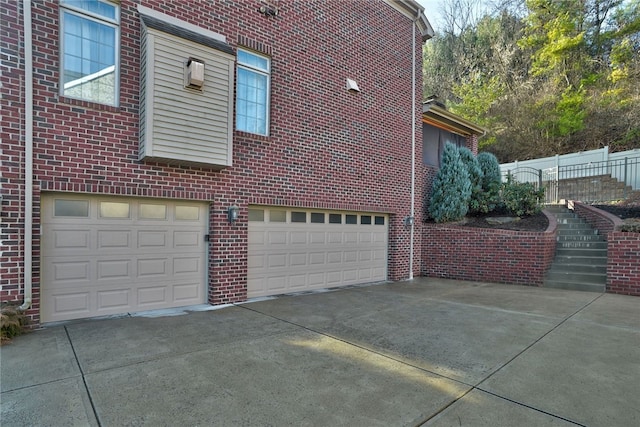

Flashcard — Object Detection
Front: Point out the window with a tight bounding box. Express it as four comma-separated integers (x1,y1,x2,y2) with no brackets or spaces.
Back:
236,49,270,135
310,213,325,223
60,0,119,105
54,199,89,217
291,212,306,223
269,210,286,222
329,214,342,224
248,209,265,222
423,124,467,167
345,214,357,225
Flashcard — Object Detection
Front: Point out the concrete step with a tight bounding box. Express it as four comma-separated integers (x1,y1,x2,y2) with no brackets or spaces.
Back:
555,247,607,257
554,255,608,266
544,280,606,293
557,228,599,236
556,222,595,230
544,206,609,293
547,263,607,275
546,270,607,285
557,234,604,242
556,241,608,250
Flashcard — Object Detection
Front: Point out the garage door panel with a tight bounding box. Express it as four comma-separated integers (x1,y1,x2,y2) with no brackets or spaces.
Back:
327,252,342,264
343,269,358,282
326,271,342,285
97,259,130,279
344,251,358,263
97,289,131,310
268,231,286,245
173,257,199,275
309,232,325,244
138,258,167,277
267,277,286,292
173,282,200,302
248,254,265,269
290,231,307,244
41,194,208,322
268,253,287,268
52,261,90,282
288,274,307,289
51,292,91,316
138,231,167,248
137,286,167,305
328,232,342,244
359,232,373,243
289,253,307,267
98,230,130,248
173,231,201,248
309,252,325,265
52,229,91,250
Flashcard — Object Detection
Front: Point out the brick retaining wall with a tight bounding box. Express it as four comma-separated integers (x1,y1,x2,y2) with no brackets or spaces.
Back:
572,202,640,296
421,211,557,286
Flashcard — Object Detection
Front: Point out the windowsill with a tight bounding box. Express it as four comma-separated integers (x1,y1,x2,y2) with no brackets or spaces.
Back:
234,130,271,141
59,96,120,113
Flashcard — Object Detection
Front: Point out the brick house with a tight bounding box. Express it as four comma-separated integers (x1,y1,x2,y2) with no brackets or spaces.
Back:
2,0,438,326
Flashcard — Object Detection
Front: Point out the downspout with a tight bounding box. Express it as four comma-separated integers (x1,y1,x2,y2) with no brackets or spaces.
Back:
20,0,33,311
409,11,418,281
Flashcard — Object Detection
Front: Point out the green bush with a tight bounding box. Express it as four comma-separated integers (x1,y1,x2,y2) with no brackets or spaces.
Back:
618,221,640,233
501,174,545,217
474,152,502,213
459,147,484,215
429,142,471,222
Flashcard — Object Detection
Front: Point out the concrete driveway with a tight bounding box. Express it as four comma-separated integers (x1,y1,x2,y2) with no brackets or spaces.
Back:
2,278,639,426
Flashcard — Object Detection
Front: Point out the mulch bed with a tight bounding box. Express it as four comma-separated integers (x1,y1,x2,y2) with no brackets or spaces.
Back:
458,201,640,233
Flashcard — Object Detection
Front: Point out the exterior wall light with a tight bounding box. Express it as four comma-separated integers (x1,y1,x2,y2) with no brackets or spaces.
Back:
185,58,205,89
403,216,414,226
228,205,240,224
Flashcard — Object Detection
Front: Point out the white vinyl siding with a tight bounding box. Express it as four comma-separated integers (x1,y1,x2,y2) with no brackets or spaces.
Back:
139,26,235,168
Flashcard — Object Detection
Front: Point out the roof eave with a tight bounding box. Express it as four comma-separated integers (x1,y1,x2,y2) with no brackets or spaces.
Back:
423,103,487,136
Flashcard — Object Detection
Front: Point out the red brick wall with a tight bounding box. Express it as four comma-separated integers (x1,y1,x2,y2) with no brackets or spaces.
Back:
571,202,639,296
2,0,424,324
607,232,640,296
572,202,622,240
421,211,557,285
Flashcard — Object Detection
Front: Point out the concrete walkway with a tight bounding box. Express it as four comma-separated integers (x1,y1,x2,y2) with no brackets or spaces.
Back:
2,278,639,426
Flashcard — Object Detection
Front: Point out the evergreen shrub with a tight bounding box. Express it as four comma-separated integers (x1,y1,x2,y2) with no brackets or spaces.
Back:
429,142,471,222
475,152,502,213
459,147,484,215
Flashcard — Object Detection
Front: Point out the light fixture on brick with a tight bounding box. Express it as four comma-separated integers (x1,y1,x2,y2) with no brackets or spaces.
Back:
228,205,240,223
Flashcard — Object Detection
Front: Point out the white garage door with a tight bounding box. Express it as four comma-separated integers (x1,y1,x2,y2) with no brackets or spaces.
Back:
41,194,208,322
247,207,388,298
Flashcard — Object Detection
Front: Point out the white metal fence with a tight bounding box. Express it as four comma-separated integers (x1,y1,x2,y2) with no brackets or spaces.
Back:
500,147,640,204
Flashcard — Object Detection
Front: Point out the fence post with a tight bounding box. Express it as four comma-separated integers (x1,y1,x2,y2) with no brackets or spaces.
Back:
624,157,628,199
538,169,542,189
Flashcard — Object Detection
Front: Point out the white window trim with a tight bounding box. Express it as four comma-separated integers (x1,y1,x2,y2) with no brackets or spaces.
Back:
236,48,271,136
59,0,120,106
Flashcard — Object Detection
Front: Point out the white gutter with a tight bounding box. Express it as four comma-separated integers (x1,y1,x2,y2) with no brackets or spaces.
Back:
409,10,419,281
20,0,33,311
